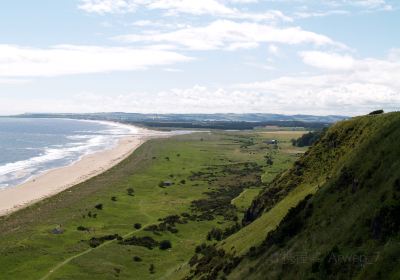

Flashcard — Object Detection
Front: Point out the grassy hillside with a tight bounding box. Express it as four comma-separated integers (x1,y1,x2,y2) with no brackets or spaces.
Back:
0,129,304,280
185,112,400,280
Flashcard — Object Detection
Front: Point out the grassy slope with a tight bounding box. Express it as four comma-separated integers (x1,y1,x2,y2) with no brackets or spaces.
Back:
0,130,302,280
216,121,363,257
228,112,400,279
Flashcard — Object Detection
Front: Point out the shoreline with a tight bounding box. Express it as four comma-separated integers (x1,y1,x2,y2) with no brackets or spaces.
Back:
0,127,158,217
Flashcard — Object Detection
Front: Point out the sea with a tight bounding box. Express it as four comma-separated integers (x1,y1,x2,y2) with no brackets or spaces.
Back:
0,118,140,189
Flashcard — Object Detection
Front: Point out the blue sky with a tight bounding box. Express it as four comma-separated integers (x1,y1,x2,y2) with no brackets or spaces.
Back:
0,0,399,115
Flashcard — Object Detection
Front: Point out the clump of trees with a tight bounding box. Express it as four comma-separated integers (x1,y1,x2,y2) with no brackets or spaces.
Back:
291,130,324,147
189,243,241,278
207,223,242,241
119,236,159,249
368,109,384,115
89,234,122,248
144,214,186,234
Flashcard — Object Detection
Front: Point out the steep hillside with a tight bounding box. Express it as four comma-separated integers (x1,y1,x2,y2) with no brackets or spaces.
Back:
185,112,400,280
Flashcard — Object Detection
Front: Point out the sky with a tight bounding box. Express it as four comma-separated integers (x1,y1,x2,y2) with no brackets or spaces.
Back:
0,0,399,116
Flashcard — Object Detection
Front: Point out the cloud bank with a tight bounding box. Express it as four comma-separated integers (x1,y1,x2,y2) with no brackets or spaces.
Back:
0,45,192,77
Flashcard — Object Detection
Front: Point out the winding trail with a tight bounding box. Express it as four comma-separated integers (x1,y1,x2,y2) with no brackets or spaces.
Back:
39,221,154,280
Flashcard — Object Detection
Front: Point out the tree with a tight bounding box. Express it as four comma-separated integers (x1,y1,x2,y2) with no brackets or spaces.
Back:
292,130,324,147
159,240,172,250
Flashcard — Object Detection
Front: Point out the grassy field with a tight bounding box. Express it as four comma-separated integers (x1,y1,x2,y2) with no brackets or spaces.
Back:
0,129,305,280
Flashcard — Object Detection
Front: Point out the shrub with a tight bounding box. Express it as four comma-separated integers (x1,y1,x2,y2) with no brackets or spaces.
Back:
94,203,103,210
207,228,223,241
111,196,117,201
77,226,89,231
134,223,142,229
133,256,142,262
180,179,186,184
127,188,134,196
119,236,159,249
149,264,155,274
159,240,172,250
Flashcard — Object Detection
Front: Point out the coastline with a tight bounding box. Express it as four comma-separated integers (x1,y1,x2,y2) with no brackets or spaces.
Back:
0,129,153,217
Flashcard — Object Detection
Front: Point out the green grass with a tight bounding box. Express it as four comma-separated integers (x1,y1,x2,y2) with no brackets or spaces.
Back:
231,188,261,213
0,129,302,280
224,183,320,256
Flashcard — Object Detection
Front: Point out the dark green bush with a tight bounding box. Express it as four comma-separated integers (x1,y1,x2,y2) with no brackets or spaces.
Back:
94,203,103,210
127,188,134,196
159,240,172,250
77,226,89,231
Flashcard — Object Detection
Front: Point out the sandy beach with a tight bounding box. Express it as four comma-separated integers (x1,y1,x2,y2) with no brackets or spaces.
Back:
0,128,161,217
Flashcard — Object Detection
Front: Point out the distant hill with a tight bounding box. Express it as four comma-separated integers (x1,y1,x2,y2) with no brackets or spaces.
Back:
186,112,400,279
12,112,347,123
10,113,347,130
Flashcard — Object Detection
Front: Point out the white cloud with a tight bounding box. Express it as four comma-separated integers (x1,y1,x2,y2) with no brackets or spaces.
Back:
0,78,31,85
300,0,393,10
294,10,350,19
300,51,355,70
78,0,292,22
268,44,279,55
235,55,400,115
341,0,392,10
8,53,398,115
147,0,235,16
114,20,344,51
388,48,400,62
0,45,192,78
15,76,397,115
78,0,139,14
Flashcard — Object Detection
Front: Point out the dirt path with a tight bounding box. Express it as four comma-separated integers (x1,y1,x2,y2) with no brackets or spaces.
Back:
39,222,154,280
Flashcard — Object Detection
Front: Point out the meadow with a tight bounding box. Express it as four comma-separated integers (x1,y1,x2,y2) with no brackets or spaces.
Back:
0,129,305,280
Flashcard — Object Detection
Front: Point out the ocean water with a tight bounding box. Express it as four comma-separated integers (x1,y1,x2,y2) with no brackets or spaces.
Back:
0,118,140,189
